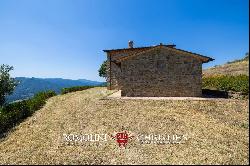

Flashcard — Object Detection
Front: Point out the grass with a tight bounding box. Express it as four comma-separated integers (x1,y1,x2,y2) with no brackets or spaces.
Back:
203,60,249,77
0,87,248,165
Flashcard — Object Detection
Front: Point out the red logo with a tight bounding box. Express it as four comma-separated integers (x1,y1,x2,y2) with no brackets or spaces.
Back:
111,131,134,148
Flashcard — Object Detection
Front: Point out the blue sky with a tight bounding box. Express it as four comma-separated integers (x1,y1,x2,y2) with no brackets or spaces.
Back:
0,0,249,82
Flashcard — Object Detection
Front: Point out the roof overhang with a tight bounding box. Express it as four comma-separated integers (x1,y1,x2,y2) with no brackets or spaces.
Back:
103,44,214,63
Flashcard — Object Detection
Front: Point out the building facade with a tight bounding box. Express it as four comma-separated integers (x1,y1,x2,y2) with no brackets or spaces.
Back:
103,42,214,97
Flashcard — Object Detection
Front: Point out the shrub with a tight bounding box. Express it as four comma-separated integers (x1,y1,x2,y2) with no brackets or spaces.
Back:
202,75,249,94
61,86,94,94
0,90,56,135
28,90,56,111
0,100,30,134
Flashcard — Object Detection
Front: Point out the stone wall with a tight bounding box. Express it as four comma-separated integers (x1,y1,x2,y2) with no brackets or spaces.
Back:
120,47,203,97
106,54,123,90
106,48,151,90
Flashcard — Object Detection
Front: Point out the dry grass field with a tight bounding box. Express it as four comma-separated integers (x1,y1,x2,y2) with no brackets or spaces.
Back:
203,60,249,77
0,87,249,165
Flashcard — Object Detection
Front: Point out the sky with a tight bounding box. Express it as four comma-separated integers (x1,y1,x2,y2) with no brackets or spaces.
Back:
0,0,249,82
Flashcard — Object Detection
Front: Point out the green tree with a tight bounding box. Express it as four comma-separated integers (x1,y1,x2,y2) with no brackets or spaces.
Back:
98,60,107,78
0,64,19,106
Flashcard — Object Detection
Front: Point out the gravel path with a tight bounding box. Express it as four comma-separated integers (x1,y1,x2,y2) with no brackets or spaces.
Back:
0,87,248,164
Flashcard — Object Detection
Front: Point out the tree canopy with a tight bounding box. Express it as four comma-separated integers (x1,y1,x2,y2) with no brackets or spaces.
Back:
98,60,107,78
0,64,19,106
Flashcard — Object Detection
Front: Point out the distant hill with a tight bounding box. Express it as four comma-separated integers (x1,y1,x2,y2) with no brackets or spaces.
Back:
7,77,104,103
203,53,249,77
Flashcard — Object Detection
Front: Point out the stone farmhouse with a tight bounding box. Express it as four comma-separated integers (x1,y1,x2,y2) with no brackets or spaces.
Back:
103,41,214,97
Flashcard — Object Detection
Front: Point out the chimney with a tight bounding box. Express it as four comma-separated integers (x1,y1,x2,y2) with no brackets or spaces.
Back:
128,40,134,48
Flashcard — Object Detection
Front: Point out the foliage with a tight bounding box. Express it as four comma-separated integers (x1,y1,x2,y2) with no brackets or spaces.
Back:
27,90,56,111
202,75,249,94
98,60,107,78
0,64,19,106
0,90,56,135
61,86,94,94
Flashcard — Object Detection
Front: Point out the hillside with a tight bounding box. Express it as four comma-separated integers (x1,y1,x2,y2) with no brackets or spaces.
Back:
6,77,103,103
0,87,248,165
203,54,249,77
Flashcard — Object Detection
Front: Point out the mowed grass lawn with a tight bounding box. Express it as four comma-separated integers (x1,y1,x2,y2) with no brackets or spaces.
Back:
0,87,248,165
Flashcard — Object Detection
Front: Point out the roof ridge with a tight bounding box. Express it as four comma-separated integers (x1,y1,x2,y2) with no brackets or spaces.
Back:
115,45,214,63
116,45,159,62
103,44,176,52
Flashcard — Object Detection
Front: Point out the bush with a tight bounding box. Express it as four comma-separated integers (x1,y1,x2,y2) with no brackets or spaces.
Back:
61,86,94,94
0,100,30,133
202,75,249,94
0,90,56,135
28,90,56,111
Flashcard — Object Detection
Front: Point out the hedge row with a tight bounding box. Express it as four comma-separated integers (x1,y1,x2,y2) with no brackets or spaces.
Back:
0,90,56,135
202,75,249,94
61,86,94,94
0,85,102,135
